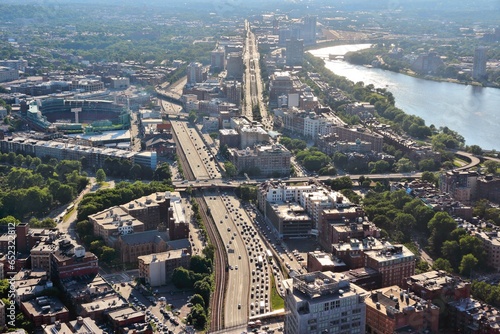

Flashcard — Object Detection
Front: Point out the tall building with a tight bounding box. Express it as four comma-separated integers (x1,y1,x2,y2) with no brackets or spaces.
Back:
472,46,488,80
211,47,225,71
302,16,317,45
187,62,204,85
226,52,243,80
284,271,367,334
285,38,304,67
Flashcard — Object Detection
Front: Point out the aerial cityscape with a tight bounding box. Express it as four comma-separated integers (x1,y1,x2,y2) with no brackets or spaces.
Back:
0,0,499,333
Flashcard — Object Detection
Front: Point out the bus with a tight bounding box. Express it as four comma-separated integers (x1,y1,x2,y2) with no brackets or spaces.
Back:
266,249,273,260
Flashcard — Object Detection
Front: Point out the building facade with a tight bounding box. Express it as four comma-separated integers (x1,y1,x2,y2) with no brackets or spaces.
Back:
138,249,191,286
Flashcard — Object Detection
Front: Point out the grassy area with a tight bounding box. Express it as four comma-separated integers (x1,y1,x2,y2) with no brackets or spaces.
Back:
270,273,285,311
453,157,468,167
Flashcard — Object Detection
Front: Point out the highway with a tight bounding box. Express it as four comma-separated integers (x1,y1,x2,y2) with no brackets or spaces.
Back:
171,119,221,181
243,20,269,127
203,191,250,327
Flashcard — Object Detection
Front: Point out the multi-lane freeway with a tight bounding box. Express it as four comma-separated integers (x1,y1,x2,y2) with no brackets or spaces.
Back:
171,120,221,181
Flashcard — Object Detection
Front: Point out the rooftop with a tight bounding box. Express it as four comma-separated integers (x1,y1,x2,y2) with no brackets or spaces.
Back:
90,206,142,230
22,296,68,316
80,295,126,313
108,307,145,322
271,202,311,221
290,271,360,299
138,248,190,265
365,285,438,316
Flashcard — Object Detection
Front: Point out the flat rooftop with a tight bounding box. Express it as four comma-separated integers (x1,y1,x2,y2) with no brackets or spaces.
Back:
138,248,189,265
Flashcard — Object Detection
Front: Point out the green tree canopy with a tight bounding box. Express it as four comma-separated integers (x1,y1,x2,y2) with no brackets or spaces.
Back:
459,253,478,276
428,212,457,255
96,168,106,183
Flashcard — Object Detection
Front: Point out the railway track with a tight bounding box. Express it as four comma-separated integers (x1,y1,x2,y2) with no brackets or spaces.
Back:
197,195,228,332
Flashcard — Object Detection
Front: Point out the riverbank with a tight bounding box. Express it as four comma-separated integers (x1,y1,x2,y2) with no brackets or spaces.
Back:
389,66,497,88
341,44,499,89
308,44,500,150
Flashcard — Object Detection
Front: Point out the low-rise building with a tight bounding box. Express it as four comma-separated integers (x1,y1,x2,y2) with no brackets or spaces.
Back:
439,170,479,205
14,270,51,305
307,251,347,273
108,307,145,331
80,295,127,322
51,246,99,280
364,244,416,288
219,128,240,148
340,267,382,291
21,296,70,327
120,192,172,232
365,285,440,334
404,270,471,302
265,202,313,239
90,207,144,246
447,298,500,333
230,144,291,177
138,249,191,286
42,317,103,334
284,271,367,334
117,230,168,264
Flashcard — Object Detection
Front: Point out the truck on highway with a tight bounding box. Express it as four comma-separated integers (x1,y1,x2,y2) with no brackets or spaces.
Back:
257,255,263,267
259,301,265,311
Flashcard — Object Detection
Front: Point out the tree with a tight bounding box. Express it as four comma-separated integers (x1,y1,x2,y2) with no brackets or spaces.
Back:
441,240,460,270
187,304,207,330
96,168,106,183
76,220,93,237
421,171,438,184
224,161,237,177
466,145,483,155
428,212,458,255
459,253,478,276
100,246,117,263
326,176,352,190
433,258,454,273
395,158,415,173
393,213,416,241
172,267,194,289
189,294,206,308
153,163,171,181
459,234,486,266
193,278,212,307
484,160,499,174
54,184,74,204
369,160,390,174
188,110,197,124
190,255,212,274
202,244,215,261
130,164,142,179
0,216,20,226
418,159,438,171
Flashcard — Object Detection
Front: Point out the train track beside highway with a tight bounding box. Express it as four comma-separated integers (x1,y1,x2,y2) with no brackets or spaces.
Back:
197,194,228,332
174,127,227,332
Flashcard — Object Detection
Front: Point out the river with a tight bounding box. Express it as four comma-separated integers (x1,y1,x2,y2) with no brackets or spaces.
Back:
308,44,500,151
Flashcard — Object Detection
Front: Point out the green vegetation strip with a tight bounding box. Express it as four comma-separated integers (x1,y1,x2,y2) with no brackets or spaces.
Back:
270,272,284,311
